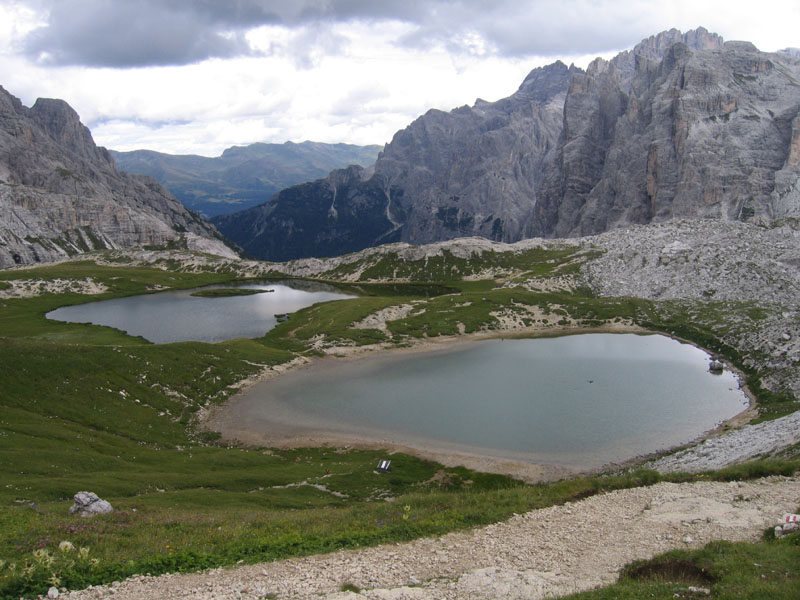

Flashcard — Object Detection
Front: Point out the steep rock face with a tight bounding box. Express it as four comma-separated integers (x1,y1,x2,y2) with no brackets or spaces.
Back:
217,27,800,262
532,58,629,237
215,61,576,258
536,41,800,236
377,61,575,243
0,86,235,268
608,26,723,90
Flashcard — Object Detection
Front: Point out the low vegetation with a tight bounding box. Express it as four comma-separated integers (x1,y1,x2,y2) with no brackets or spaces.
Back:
1,251,798,598
562,532,800,599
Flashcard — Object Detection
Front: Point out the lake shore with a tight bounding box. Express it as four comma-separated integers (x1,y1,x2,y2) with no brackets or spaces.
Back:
204,322,756,482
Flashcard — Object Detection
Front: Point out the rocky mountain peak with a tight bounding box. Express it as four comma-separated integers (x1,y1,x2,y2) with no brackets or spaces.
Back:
0,85,235,267
215,27,800,263
723,40,759,52
610,26,724,90
535,28,800,238
641,26,722,55
29,97,112,165
0,85,24,114
620,26,723,68
516,61,580,102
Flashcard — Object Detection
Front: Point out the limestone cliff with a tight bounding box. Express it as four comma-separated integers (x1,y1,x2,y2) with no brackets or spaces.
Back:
534,39,800,237
214,61,575,260
0,86,235,268
216,28,800,262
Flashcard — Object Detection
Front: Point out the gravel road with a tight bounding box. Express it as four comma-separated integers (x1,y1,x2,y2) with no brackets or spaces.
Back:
66,476,800,600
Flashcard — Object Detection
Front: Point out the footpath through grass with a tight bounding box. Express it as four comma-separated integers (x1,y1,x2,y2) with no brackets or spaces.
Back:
1,257,799,598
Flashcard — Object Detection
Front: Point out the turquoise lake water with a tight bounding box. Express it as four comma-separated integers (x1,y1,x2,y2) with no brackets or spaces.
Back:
230,334,748,469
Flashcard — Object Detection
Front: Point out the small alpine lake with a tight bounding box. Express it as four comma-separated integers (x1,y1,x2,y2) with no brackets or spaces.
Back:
213,333,749,472
46,279,357,343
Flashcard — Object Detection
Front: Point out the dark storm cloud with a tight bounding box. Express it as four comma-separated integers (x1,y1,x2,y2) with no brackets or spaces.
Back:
22,0,255,67
19,0,657,68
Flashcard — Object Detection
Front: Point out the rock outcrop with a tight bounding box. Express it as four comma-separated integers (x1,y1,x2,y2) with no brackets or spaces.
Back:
215,28,800,262
0,86,236,268
69,491,113,517
534,37,800,237
605,26,723,90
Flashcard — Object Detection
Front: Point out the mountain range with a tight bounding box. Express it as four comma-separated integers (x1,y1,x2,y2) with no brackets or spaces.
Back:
3,27,800,269
213,27,800,262
0,86,234,268
111,142,381,218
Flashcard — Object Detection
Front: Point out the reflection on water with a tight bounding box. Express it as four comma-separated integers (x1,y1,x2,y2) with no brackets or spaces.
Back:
47,280,355,344
233,334,749,469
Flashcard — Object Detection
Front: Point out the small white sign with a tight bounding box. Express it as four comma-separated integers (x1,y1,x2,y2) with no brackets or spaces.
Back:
783,514,800,523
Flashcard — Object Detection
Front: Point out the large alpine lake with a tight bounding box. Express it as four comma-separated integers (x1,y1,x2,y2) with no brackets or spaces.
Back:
220,334,748,470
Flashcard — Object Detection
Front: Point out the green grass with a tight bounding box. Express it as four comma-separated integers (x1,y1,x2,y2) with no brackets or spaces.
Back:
261,295,397,348
342,246,586,282
1,254,799,598
1,260,542,596
4,462,799,598
562,533,800,599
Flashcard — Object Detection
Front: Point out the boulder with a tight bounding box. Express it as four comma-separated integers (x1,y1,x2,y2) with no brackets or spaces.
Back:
69,491,113,517
774,522,799,538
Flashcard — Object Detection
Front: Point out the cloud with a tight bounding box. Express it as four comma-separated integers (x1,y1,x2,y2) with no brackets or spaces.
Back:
13,0,706,69
17,0,390,68
21,0,255,67
7,0,799,156
280,23,350,69
12,0,800,70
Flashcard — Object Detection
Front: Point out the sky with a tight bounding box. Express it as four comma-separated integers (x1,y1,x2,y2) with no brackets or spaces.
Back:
0,1,797,157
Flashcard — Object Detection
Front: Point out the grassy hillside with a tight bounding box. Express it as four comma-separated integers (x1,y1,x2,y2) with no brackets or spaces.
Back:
1,253,798,598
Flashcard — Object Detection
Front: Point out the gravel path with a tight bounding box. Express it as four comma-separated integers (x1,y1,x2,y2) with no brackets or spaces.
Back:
67,476,800,600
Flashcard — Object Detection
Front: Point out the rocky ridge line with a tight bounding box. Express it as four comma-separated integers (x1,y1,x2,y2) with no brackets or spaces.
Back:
0,85,236,268
214,28,800,262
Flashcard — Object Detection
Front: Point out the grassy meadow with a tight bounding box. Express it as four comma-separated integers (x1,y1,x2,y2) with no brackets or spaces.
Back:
1,252,798,598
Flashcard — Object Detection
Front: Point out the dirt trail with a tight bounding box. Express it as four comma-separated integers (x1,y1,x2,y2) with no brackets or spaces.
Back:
69,476,800,600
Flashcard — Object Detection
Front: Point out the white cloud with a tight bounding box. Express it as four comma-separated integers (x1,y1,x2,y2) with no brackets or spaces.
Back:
1,1,799,156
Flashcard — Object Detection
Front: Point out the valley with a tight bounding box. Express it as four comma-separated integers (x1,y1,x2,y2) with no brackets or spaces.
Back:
2,217,800,598
1,19,800,600
111,142,381,218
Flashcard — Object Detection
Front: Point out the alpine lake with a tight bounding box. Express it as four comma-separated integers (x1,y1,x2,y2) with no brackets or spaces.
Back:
48,283,749,471
47,279,358,344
